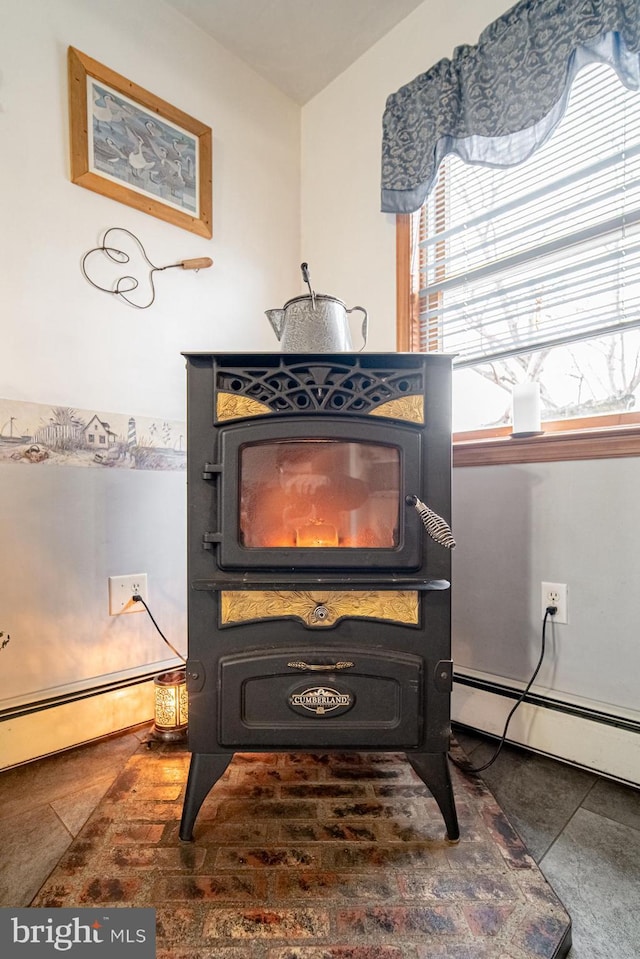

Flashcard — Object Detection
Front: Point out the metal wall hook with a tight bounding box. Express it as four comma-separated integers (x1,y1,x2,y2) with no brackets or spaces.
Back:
81,227,212,309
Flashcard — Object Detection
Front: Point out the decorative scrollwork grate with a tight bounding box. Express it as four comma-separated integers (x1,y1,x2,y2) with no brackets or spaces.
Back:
216,358,424,418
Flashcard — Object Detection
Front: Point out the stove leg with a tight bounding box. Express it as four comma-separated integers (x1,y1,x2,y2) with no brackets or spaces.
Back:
179,752,232,842
406,751,460,842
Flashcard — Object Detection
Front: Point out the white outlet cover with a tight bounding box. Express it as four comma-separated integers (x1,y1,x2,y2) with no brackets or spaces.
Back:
108,574,148,615
541,581,568,624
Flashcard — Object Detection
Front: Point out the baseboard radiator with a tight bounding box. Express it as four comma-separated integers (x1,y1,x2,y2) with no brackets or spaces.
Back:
453,670,640,787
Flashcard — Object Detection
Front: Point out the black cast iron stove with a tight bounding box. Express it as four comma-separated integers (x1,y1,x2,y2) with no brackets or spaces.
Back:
179,352,459,842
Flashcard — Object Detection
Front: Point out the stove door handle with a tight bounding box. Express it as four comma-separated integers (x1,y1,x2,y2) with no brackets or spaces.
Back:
287,660,355,671
406,494,456,549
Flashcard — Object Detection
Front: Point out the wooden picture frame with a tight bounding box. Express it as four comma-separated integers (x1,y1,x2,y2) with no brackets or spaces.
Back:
68,47,212,238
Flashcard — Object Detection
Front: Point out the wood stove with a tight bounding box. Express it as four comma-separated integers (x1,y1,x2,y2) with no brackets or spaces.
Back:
179,352,459,842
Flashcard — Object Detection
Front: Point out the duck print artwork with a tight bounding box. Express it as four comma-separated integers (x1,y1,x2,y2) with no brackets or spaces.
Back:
88,79,199,217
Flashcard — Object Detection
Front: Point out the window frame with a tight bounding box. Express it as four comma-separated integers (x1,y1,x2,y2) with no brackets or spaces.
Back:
396,215,640,466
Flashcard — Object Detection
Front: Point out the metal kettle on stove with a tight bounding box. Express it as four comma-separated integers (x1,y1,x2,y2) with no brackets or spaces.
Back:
266,263,368,352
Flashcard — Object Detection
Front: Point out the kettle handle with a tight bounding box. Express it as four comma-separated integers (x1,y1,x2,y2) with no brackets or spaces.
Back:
347,306,368,351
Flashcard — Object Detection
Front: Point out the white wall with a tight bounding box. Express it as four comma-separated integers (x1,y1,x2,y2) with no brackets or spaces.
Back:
452,458,640,715
2,0,300,416
0,0,300,765
301,0,640,782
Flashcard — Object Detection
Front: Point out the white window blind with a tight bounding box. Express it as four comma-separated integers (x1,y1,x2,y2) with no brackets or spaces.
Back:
418,62,640,369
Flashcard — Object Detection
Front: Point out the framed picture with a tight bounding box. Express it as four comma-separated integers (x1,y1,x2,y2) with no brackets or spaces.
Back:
68,47,212,238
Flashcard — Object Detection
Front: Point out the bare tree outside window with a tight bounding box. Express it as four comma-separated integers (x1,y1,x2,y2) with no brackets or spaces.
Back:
410,62,640,432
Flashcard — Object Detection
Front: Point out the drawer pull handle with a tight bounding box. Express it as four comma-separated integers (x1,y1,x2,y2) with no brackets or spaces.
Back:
287,661,354,671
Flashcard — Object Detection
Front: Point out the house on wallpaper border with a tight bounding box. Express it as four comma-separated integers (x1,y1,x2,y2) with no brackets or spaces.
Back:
83,415,117,449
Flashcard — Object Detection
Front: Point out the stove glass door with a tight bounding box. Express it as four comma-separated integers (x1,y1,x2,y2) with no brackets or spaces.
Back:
239,440,400,550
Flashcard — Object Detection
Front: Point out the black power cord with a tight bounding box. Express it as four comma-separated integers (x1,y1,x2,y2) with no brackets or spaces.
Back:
450,605,557,774
132,593,186,664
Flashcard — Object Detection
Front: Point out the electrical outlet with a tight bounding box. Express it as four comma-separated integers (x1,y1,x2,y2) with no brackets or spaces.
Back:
541,581,568,624
108,574,148,615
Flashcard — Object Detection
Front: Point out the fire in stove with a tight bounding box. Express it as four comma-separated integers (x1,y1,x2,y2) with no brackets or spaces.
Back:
239,440,399,550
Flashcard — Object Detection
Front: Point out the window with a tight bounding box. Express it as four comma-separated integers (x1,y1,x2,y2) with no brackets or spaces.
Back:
398,62,640,438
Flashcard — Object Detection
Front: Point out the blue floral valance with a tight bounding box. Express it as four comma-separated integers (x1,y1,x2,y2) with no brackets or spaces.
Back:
381,0,640,213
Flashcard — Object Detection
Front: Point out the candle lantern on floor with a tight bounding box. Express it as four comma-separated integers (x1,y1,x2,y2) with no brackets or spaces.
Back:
153,668,188,741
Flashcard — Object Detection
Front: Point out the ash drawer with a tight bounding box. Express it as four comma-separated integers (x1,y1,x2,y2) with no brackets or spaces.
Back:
218,646,422,748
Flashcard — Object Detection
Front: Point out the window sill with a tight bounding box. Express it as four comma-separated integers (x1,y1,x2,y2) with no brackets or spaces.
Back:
453,423,640,467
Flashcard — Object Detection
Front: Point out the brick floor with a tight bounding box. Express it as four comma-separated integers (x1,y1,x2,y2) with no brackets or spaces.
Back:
32,742,571,957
